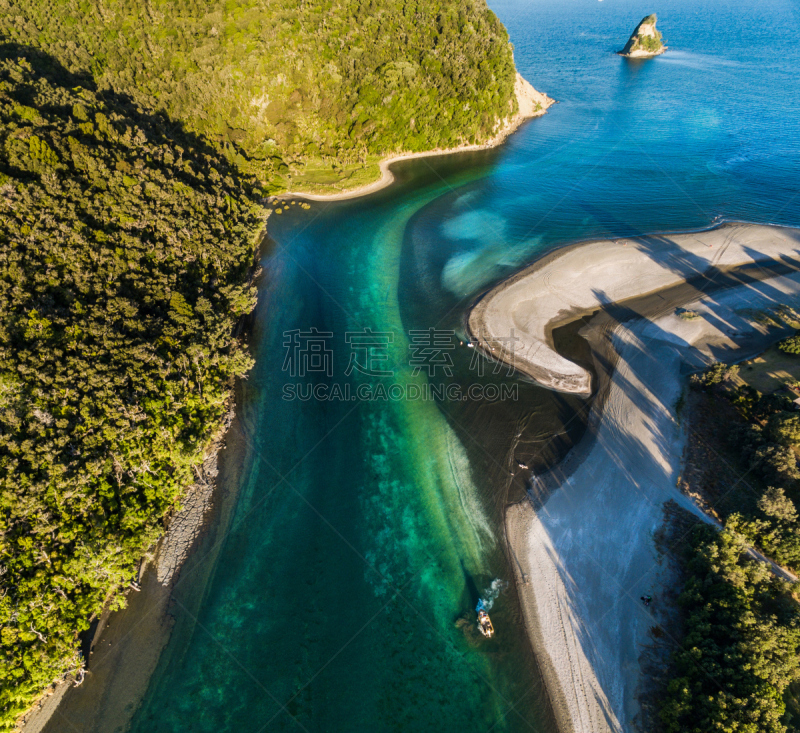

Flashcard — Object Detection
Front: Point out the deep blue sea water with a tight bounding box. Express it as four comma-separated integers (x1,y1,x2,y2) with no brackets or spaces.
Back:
125,1,800,731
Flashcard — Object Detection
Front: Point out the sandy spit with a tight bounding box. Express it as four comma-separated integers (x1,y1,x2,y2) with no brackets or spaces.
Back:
501,224,800,733
469,223,800,394
272,73,554,202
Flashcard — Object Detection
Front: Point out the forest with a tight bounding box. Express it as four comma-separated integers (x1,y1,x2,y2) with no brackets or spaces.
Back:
0,0,519,192
0,49,263,727
660,526,800,733
660,342,800,731
0,0,522,725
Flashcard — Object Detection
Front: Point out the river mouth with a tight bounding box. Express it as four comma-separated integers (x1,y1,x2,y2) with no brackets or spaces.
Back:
119,162,566,733
41,0,800,728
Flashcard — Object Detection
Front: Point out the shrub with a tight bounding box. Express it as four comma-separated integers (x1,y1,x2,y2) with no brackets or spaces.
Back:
779,333,800,355
0,51,263,728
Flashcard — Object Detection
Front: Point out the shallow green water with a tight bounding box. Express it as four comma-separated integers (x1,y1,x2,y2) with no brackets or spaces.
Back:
126,0,800,731
128,164,559,733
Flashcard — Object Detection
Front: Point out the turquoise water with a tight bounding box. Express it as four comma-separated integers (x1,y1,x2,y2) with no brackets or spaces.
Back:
128,1,800,731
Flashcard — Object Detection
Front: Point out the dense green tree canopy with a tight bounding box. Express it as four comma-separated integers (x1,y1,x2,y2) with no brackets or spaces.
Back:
0,52,263,728
0,0,519,191
0,0,526,723
677,364,800,729
661,528,800,733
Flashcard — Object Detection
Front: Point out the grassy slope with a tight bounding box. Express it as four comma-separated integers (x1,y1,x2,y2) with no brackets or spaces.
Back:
0,0,518,193
737,344,800,395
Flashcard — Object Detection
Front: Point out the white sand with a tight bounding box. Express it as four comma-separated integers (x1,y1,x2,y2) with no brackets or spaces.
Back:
274,74,554,202
503,226,800,733
469,223,800,394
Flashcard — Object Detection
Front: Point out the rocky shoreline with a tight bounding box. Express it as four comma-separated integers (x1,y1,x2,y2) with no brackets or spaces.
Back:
18,400,238,733
18,247,266,732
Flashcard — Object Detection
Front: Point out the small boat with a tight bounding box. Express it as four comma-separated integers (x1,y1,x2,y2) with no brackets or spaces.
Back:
476,600,495,638
478,610,494,638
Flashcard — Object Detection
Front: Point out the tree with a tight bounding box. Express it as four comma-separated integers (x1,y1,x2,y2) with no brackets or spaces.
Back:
779,334,800,355
759,487,798,523
691,361,739,389
0,51,263,729
768,413,800,446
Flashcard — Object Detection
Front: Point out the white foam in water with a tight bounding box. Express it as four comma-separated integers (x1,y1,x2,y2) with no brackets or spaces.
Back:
659,50,745,70
479,578,508,611
445,428,495,557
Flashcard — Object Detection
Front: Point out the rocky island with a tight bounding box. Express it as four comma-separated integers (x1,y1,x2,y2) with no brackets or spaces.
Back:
618,13,666,58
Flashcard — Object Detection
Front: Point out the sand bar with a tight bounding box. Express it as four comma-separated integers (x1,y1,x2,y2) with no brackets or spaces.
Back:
469,223,800,394
501,224,800,733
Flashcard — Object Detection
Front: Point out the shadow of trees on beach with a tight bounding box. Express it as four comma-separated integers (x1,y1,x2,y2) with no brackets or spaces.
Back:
522,224,800,732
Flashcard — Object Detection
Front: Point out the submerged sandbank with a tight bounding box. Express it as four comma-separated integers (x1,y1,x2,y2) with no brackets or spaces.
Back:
469,223,800,394
501,225,800,733
273,74,554,202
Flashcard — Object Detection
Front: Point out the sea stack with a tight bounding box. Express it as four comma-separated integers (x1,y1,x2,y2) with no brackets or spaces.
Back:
618,14,666,57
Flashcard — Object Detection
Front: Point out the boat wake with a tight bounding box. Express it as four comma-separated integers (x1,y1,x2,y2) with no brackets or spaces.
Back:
477,578,508,611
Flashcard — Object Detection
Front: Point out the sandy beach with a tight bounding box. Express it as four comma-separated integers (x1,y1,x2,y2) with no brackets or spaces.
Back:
469,223,800,395
497,224,800,733
272,73,554,202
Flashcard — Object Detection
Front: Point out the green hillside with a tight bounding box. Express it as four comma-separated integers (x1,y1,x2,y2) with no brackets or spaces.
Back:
0,0,518,193
0,51,263,727
0,0,524,725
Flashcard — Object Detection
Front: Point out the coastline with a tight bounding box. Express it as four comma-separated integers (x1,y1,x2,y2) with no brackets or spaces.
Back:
271,73,554,203
468,223,800,395
16,72,553,732
19,248,267,732
20,404,240,733
495,224,800,733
